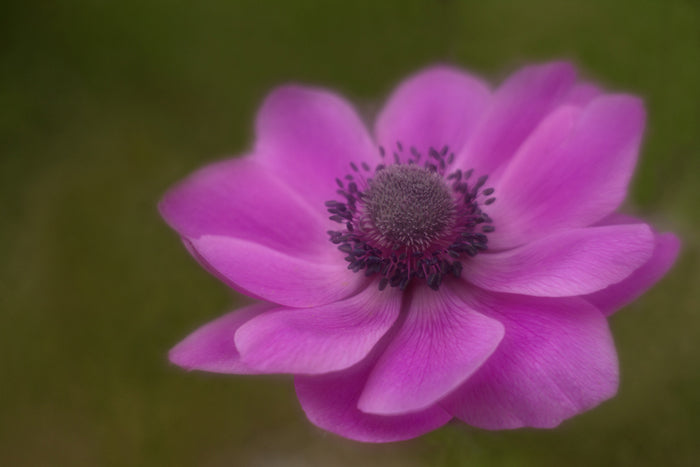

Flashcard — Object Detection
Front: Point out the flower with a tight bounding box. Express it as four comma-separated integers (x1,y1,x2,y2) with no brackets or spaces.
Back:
160,62,679,442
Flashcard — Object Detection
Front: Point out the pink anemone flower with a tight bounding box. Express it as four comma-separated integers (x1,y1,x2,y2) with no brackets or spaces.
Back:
160,62,679,442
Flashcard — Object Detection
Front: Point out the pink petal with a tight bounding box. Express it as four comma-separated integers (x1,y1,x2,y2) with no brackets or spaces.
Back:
564,82,602,106
169,303,275,374
159,156,328,258
443,292,618,429
295,343,452,443
488,95,645,248
455,61,577,181
235,287,402,374
464,224,654,297
189,235,366,308
586,231,680,315
255,85,378,206
357,283,504,415
375,65,490,161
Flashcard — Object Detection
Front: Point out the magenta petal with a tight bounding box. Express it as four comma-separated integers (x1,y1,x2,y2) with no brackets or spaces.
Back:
375,65,490,160
255,85,377,206
443,292,618,429
189,236,365,308
295,349,452,443
564,82,602,106
456,61,576,180
586,231,680,315
235,287,401,374
357,284,504,415
488,95,645,248
169,303,275,374
464,224,654,297
160,156,329,257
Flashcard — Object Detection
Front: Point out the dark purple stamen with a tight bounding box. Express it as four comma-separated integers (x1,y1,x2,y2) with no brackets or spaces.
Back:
325,144,496,291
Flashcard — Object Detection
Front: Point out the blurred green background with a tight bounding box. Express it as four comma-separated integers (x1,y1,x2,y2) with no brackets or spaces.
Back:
1,0,699,465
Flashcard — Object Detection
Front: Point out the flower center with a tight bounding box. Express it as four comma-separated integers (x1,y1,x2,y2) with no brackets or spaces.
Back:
326,143,496,291
364,165,455,250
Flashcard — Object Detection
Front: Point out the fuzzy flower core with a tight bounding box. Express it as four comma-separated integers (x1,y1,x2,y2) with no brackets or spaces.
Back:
327,147,495,291
161,62,679,443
